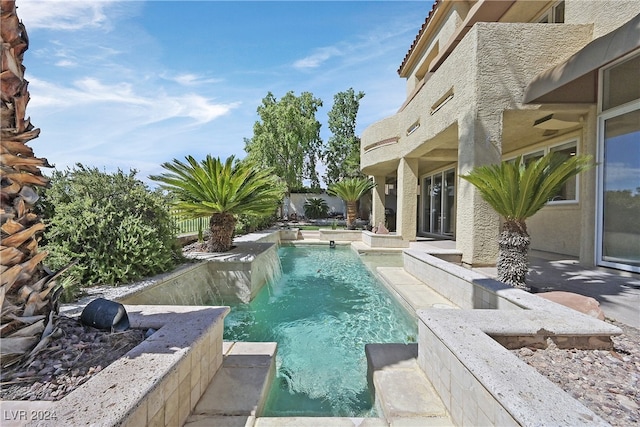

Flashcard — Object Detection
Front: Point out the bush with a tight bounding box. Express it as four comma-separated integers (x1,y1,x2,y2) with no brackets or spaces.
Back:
40,165,182,286
289,186,323,194
303,197,330,219
235,213,277,235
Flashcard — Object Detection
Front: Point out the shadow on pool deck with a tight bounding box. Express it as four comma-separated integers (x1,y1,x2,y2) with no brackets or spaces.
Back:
409,239,640,329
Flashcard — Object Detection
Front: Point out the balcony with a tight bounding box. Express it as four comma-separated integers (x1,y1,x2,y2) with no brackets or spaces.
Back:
361,22,593,175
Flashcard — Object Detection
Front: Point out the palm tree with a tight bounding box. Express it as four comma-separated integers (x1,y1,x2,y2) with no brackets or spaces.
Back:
151,155,283,252
460,152,593,290
1,0,64,368
327,177,376,230
303,197,329,219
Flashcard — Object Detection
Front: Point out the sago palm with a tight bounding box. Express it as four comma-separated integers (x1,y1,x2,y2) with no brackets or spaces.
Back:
1,0,64,368
461,152,593,290
303,197,329,219
328,177,376,230
151,155,283,252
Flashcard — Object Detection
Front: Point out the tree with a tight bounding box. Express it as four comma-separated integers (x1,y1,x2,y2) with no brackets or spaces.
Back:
303,197,329,219
460,152,593,290
0,0,67,368
151,155,284,252
41,166,180,286
328,177,376,230
324,88,365,186
244,91,323,193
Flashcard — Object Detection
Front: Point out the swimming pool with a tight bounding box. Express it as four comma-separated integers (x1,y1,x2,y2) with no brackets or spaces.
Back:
223,245,417,417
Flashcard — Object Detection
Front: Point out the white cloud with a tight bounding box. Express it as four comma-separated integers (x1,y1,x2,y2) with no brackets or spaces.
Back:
166,73,223,87
291,19,420,74
55,59,76,67
28,76,239,125
18,0,114,31
605,162,640,191
293,46,344,70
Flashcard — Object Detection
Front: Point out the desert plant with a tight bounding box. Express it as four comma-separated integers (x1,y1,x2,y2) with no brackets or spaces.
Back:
327,177,376,229
303,197,330,219
461,152,593,289
41,166,181,286
151,155,284,252
0,1,67,368
235,212,277,235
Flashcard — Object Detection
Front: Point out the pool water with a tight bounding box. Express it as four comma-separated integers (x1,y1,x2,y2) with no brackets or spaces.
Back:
223,245,417,417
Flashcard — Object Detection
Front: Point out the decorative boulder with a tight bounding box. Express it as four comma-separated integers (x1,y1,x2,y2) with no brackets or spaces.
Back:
538,291,605,320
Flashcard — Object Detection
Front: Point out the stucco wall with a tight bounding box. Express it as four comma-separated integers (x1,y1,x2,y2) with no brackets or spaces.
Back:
528,205,581,256
475,23,594,110
362,23,594,173
285,193,344,218
566,0,640,38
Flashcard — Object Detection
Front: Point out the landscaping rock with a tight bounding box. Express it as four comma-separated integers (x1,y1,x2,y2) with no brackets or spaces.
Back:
538,291,606,320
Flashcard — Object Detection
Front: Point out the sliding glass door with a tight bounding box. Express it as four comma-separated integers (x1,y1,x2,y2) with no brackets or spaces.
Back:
598,107,640,271
421,169,455,237
597,53,640,272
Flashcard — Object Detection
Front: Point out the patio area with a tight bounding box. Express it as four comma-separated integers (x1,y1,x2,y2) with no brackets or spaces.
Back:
409,238,639,328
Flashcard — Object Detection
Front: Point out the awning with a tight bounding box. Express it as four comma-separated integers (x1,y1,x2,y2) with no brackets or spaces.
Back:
524,13,640,104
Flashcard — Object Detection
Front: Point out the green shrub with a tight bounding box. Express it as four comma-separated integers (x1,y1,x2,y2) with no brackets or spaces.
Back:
235,213,277,235
303,197,329,219
40,165,182,286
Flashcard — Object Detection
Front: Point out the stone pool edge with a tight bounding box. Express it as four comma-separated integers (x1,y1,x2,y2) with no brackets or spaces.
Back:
0,305,229,427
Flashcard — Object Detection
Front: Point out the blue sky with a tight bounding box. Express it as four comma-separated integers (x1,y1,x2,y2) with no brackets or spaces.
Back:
18,0,431,185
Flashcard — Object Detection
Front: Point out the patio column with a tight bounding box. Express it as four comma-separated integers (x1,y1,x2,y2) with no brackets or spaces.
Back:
456,110,501,266
371,175,386,228
396,158,418,240
580,106,597,267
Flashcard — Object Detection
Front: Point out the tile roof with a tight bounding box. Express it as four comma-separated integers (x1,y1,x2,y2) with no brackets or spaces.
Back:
397,0,442,75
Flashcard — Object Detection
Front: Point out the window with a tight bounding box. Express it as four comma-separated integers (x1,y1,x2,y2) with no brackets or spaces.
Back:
523,150,544,165
550,142,578,201
602,54,640,111
508,140,579,203
597,52,640,273
536,1,565,23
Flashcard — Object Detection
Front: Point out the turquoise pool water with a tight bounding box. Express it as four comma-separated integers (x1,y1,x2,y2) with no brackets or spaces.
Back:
223,245,417,417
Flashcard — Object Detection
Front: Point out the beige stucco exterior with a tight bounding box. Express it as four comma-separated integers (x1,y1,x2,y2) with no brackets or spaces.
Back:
361,0,640,270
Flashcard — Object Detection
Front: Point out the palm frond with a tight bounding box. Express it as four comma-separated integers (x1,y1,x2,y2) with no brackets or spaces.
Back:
150,155,284,220
461,153,593,221
327,177,376,202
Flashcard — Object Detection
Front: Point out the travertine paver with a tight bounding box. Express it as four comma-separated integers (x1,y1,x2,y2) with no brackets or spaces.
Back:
377,267,458,311
186,342,276,424
374,359,448,420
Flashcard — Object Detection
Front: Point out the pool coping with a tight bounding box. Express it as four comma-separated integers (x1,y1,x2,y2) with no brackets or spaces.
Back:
0,305,228,427
30,229,624,427
402,249,620,426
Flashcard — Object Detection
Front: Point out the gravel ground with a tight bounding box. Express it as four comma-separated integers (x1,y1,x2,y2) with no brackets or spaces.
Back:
0,316,145,401
513,320,640,426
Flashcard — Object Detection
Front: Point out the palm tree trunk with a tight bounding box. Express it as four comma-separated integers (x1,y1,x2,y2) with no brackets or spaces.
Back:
497,220,530,290
346,201,357,230
1,0,59,368
208,213,236,252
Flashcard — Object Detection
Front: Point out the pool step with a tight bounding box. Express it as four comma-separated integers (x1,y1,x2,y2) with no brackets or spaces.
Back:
377,267,458,311
185,342,276,427
300,230,320,240
366,344,453,426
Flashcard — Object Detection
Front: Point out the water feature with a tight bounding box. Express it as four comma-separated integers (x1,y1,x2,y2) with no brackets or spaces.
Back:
221,245,417,417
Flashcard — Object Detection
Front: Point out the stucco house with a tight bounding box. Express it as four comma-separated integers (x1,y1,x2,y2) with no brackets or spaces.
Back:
361,0,640,274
